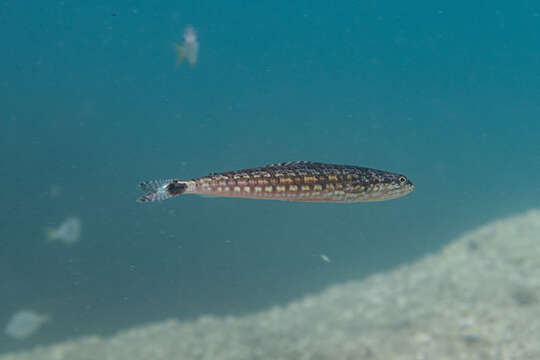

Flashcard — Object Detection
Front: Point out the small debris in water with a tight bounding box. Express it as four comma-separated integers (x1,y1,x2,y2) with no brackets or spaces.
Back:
45,216,82,245
320,254,331,263
174,25,198,66
48,184,61,198
4,310,50,340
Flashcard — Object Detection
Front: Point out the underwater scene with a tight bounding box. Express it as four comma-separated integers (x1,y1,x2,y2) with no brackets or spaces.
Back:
2,1,540,359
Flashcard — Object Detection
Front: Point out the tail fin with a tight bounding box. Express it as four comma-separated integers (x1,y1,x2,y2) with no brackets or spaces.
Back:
137,179,187,203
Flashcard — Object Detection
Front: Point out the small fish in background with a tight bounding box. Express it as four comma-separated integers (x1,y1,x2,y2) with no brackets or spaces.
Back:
174,25,198,66
45,217,81,245
4,310,50,340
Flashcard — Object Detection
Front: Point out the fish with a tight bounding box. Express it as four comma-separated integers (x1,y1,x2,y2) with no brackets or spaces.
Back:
138,161,414,203
174,25,198,66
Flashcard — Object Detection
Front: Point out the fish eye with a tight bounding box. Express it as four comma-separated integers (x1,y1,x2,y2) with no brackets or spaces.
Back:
398,176,407,184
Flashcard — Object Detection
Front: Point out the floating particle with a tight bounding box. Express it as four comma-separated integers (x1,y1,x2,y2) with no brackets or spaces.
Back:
45,217,81,245
174,25,199,66
4,310,50,340
48,184,61,198
320,254,331,263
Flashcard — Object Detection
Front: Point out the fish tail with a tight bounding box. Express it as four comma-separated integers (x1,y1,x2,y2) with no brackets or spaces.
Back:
137,179,187,203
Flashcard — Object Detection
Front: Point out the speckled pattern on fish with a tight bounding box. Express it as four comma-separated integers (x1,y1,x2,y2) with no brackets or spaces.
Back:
138,161,415,203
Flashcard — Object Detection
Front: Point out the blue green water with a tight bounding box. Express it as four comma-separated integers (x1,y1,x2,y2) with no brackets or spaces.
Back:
2,0,540,353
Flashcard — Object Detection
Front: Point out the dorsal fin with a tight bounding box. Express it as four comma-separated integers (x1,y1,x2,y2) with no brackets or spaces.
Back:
265,161,314,168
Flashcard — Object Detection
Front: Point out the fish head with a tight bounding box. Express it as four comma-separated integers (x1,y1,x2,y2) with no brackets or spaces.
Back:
351,170,414,202
380,173,415,200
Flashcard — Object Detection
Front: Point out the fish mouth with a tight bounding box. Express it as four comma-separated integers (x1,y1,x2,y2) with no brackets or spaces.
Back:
404,179,415,191
392,181,414,198
403,184,415,195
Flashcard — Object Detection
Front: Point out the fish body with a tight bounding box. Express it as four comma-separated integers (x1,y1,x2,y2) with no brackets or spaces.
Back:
138,161,414,203
174,25,198,66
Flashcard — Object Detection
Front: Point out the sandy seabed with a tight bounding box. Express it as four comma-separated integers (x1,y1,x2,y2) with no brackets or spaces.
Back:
2,209,540,360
